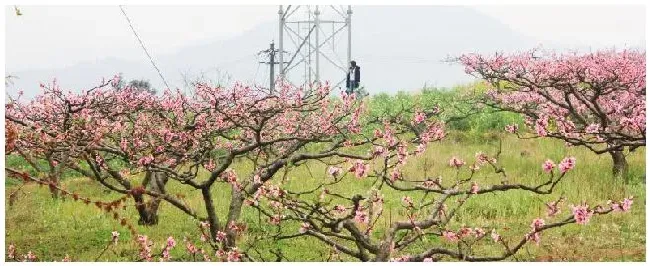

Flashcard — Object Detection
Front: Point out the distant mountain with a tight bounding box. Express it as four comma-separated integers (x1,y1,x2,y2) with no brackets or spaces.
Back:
7,6,539,100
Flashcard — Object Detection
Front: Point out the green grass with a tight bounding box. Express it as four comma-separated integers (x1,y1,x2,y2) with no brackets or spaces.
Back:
5,135,645,261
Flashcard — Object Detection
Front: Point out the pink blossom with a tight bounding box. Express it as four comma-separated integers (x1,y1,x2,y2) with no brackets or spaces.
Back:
531,218,545,230
423,257,434,262
161,236,176,261
526,218,545,245
373,145,386,157
349,160,369,179
155,145,164,153
571,203,594,225
95,154,105,168
448,156,465,168
397,143,408,165
299,222,310,233
458,227,473,238
215,250,226,260
621,197,634,211
422,179,437,189
185,240,198,254
327,166,342,177
443,230,459,242
204,159,216,172
470,182,479,194
415,143,426,155
413,111,426,124
24,251,37,262
215,231,227,242
227,248,242,262
611,196,634,212
542,159,555,173
474,227,486,238
558,157,576,173
585,123,600,134
354,209,369,224
390,168,401,183
136,235,153,261
138,155,154,166
166,236,177,248
475,152,489,164
545,199,564,217
505,124,519,133
333,205,347,215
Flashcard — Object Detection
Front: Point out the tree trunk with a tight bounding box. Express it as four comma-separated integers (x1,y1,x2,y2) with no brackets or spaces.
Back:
48,174,60,199
225,188,245,248
374,240,393,262
202,187,220,241
610,149,628,180
136,171,169,225
47,155,64,199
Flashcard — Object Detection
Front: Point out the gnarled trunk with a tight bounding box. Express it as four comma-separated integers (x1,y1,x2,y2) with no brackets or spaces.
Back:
136,171,169,225
225,189,245,248
609,149,628,181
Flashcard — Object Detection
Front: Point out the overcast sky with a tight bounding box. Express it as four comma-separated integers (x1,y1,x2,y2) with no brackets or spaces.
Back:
5,5,645,72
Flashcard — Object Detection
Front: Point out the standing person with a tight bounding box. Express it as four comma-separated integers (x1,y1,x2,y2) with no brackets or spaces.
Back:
346,60,361,95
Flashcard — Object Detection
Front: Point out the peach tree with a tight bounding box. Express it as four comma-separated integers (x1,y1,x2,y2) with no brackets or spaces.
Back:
458,49,645,179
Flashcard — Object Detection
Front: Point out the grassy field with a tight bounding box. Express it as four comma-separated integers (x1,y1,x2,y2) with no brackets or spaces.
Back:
5,134,646,262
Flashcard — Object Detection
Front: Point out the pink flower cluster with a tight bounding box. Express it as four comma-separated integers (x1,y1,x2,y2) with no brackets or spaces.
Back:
526,218,545,245
448,156,465,168
349,160,370,179
542,159,555,173
442,227,487,242
571,203,594,225
505,124,519,134
413,110,426,125
610,196,634,212
161,236,177,261
558,157,576,173
136,235,153,261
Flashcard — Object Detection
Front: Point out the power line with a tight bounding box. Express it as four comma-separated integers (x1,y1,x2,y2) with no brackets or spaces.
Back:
119,6,170,89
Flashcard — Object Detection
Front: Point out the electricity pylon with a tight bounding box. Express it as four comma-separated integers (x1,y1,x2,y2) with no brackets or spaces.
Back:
277,5,352,89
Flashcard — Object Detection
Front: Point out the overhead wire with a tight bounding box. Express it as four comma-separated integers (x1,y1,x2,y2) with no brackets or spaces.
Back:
119,5,171,89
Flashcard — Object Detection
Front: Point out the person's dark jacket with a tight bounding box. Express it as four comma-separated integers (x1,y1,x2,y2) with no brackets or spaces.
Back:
346,66,361,89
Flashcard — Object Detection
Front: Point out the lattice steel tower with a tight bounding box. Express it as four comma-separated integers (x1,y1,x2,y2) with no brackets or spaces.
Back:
277,5,352,89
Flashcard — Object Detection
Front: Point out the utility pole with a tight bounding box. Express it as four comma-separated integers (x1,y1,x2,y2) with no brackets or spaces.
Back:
347,5,352,68
278,6,285,80
314,6,320,83
259,42,286,94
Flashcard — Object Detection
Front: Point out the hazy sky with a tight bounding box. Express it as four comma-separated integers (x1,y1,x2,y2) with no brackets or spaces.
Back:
5,5,645,72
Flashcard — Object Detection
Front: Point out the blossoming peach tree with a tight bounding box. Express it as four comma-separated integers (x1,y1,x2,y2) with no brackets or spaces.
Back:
6,78,408,260
5,73,634,261
458,49,645,179
243,108,633,261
